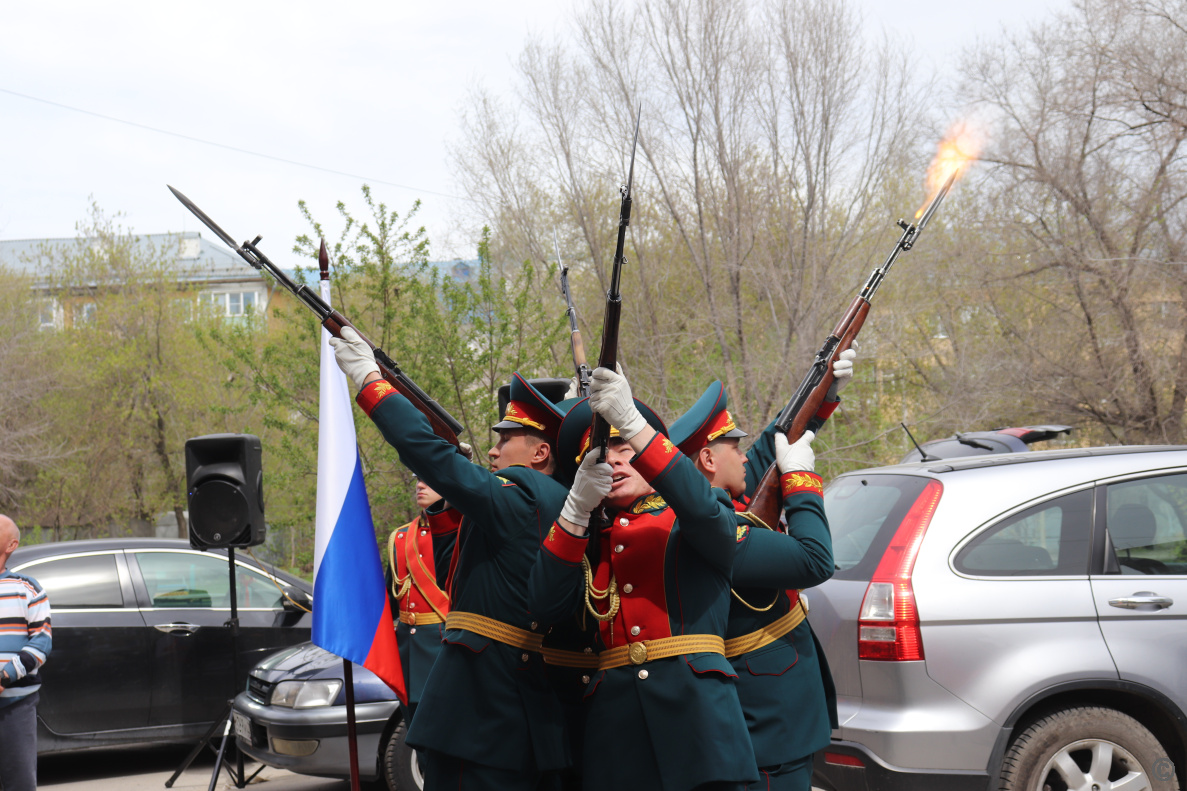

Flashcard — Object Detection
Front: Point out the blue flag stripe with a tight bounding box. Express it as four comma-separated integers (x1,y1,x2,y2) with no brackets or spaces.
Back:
313,455,387,663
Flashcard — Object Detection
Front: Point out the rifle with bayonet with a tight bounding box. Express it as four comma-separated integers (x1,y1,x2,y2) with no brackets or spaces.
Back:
589,112,641,461
746,168,960,529
167,185,465,447
556,229,592,399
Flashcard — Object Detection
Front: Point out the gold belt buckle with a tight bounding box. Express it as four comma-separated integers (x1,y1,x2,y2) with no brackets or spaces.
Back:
406,612,416,626
628,642,648,665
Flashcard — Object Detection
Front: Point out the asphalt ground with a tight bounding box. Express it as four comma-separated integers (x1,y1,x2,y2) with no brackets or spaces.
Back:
38,744,353,791
37,744,829,790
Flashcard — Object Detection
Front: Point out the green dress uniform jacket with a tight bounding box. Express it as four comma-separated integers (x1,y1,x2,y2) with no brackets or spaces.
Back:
728,417,839,770
356,380,570,774
533,432,758,791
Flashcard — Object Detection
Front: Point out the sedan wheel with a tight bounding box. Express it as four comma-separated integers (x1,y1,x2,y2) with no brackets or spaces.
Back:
382,719,424,791
1000,706,1178,791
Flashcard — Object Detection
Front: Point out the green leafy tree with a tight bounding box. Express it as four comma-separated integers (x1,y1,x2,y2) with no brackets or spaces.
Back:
0,266,65,510
20,205,254,540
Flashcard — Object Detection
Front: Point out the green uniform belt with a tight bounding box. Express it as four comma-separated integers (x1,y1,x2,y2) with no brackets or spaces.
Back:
598,634,725,669
540,646,602,669
723,599,806,658
444,611,543,651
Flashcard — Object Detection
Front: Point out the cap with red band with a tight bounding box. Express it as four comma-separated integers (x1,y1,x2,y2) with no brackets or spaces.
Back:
491,373,567,442
669,381,749,457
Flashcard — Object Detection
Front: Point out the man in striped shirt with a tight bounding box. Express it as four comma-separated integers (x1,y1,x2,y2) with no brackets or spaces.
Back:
0,514,52,791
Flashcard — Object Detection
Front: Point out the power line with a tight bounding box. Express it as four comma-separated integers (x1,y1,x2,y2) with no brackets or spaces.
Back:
0,86,474,202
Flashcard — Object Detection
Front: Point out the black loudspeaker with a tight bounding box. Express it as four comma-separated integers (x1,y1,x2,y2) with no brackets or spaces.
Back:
185,434,266,549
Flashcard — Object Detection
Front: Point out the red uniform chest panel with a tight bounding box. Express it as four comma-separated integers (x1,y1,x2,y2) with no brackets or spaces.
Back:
394,520,446,616
593,508,676,648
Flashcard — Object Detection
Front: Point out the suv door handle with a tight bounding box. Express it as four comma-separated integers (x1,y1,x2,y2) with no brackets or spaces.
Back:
1108,593,1173,610
154,622,201,634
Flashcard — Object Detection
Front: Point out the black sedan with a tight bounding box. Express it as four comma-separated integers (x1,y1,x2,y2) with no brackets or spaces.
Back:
9,538,313,753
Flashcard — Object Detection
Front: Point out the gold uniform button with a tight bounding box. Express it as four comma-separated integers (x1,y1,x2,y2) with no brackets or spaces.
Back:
581,675,591,684
420,530,427,536
521,653,530,662
583,647,593,654
638,669,649,680
530,621,538,631
409,602,416,609
630,626,641,636
614,544,625,553
619,517,629,526
622,583,634,594
409,627,417,635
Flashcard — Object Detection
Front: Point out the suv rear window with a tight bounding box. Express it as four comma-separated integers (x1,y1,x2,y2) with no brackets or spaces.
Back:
824,474,932,580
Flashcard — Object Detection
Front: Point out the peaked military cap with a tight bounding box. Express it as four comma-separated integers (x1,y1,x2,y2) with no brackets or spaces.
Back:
492,372,571,443
668,380,748,458
555,396,668,483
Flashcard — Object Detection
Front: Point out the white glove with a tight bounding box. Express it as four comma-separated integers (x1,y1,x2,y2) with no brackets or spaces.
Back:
827,346,858,400
565,376,581,400
560,452,613,527
458,441,474,461
775,430,815,474
588,367,647,440
329,327,380,390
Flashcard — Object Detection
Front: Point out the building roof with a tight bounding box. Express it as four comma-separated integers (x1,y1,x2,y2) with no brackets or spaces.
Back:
0,231,481,290
0,232,261,287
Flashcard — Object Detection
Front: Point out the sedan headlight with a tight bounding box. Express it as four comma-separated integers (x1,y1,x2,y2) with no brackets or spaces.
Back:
270,679,343,709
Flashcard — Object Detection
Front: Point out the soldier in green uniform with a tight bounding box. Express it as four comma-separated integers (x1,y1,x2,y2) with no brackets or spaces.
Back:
385,477,461,729
667,350,855,791
532,366,758,791
332,327,575,791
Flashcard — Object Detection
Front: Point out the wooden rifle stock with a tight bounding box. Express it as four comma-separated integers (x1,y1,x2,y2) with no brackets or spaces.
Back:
746,297,869,530
742,165,962,528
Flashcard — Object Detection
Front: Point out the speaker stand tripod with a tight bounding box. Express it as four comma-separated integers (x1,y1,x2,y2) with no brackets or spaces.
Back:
165,548,264,790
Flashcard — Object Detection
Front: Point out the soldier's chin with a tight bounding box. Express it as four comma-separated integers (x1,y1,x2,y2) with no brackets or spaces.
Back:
603,489,636,510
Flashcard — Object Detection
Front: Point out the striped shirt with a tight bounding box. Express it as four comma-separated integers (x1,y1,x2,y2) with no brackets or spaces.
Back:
0,570,52,708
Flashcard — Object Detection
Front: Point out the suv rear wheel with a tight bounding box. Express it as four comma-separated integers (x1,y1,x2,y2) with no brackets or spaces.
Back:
1000,706,1178,791
381,719,423,791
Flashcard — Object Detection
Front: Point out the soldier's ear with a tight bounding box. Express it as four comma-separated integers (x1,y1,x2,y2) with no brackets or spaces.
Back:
534,441,553,466
697,445,716,474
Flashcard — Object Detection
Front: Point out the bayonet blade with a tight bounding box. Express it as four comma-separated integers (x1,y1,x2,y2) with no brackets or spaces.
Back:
624,106,641,199
167,185,243,253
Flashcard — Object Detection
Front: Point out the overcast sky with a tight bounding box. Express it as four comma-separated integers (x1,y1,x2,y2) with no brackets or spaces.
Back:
0,0,1070,268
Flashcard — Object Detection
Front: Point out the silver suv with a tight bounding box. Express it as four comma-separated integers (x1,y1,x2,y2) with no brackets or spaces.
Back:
810,446,1187,791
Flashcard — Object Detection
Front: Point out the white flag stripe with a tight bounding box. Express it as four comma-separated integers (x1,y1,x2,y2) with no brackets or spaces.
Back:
312,277,359,582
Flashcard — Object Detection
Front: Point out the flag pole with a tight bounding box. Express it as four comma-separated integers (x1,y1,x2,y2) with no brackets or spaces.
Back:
344,659,361,791
320,247,360,788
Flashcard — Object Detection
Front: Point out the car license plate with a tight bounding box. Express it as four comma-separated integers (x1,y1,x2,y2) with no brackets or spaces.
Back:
232,711,253,744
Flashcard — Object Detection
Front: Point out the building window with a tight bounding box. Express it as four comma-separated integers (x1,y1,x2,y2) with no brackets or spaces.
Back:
38,298,62,331
228,290,257,316
75,301,97,327
202,290,260,318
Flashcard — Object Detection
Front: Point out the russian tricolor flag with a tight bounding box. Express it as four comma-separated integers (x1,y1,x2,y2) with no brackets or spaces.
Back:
313,277,405,703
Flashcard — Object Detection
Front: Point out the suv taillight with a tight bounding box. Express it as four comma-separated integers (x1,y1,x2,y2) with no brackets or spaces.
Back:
858,479,942,661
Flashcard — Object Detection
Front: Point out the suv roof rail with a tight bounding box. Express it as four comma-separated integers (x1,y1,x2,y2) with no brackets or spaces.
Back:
917,444,1187,473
